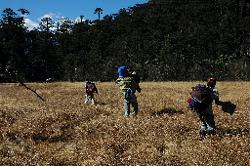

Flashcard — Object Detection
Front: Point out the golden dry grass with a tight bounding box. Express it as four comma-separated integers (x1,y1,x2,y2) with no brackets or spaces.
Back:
0,81,249,165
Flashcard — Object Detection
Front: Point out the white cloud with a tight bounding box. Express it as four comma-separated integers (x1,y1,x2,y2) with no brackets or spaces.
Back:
59,16,71,23
24,18,39,30
38,13,72,32
23,13,72,31
38,12,62,21
74,16,86,23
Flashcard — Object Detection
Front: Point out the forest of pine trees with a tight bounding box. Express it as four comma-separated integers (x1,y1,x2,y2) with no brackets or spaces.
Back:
1,0,250,82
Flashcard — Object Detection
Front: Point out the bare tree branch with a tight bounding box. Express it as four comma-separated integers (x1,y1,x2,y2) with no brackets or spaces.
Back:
4,70,45,102
18,81,45,102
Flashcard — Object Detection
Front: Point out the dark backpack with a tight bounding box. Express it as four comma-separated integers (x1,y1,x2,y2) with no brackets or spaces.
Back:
189,84,212,111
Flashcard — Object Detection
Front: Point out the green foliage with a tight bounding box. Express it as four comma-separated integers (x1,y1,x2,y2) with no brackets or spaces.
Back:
1,1,250,82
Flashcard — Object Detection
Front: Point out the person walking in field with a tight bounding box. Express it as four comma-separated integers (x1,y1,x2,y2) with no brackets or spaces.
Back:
84,79,98,105
115,66,141,117
187,77,220,139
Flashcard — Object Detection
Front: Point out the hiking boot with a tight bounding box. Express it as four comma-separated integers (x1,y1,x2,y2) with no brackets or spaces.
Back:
207,129,216,136
199,130,206,140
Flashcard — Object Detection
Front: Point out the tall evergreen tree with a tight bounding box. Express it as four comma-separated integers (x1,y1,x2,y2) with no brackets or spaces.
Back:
94,8,103,20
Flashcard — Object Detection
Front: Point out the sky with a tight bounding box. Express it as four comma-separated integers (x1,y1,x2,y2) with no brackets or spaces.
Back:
0,0,149,29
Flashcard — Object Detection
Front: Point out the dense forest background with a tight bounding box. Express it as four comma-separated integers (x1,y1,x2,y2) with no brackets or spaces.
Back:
1,0,250,82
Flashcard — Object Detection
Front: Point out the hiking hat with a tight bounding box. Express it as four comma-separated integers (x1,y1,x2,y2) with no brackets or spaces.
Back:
207,77,216,87
118,66,128,78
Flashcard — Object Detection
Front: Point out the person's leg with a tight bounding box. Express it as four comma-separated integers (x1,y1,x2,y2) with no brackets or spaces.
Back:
124,98,130,117
90,94,95,105
199,113,216,139
84,94,88,104
204,114,216,135
130,94,139,116
199,114,207,139
91,98,95,105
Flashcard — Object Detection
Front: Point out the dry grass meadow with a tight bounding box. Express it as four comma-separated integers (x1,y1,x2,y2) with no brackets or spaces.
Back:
0,81,249,166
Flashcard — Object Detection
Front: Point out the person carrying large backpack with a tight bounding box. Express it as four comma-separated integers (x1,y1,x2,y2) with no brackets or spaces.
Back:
115,66,141,117
187,77,220,139
84,80,98,105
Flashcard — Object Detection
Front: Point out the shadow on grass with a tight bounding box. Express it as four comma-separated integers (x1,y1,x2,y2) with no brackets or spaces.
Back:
153,107,184,116
32,133,72,143
96,102,106,105
218,101,236,115
32,124,73,143
3,131,71,144
216,128,249,137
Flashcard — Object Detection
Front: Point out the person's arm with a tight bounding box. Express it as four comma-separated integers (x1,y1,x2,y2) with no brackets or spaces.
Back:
215,98,221,105
133,81,141,93
84,82,88,93
136,84,141,93
212,89,221,105
94,84,98,94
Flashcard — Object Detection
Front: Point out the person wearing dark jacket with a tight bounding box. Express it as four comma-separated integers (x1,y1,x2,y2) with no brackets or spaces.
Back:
188,77,220,139
84,80,98,105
